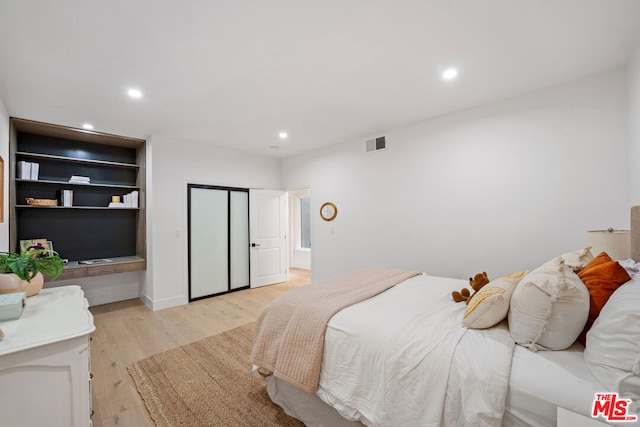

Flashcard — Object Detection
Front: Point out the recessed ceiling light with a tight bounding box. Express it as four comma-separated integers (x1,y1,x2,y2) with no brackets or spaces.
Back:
127,88,143,99
82,123,94,130
441,68,458,81
279,131,288,139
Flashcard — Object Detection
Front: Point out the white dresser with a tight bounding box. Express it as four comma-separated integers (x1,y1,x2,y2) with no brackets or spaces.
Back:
0,285,95,427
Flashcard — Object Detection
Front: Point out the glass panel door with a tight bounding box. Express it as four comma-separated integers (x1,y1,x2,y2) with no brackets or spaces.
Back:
230,190,249,289
189,187,229,299
188,185,250,300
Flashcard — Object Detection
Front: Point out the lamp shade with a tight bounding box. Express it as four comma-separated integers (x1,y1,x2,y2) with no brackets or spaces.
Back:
586,229,631,260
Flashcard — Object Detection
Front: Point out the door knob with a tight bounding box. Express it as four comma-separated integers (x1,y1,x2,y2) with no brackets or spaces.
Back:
251,243,261,247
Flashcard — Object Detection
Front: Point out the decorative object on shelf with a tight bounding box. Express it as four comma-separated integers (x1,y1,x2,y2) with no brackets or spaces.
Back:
78,258,112,265
19,239,55,257
112,195,121,203
25,198,58,206
320,202,338,221
0,247,65,297
69,175,90,184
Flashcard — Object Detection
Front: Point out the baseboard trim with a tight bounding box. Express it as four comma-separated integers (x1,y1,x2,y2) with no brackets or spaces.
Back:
141,293,187,311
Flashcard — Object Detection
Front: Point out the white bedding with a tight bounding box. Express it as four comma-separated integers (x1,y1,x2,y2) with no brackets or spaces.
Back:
265,272,621,426
315,274,515,427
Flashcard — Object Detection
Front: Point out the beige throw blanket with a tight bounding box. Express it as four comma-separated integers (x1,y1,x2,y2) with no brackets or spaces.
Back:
250,268,421,393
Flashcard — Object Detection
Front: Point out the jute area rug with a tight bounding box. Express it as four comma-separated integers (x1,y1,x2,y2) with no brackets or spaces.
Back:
128,323,303,427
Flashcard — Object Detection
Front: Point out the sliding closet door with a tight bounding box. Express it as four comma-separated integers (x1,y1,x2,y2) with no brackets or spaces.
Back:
230,190,249,290
188,185,250,300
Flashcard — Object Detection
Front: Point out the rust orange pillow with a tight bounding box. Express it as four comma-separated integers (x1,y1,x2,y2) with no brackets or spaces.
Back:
581,251,612,270
577,257,631,344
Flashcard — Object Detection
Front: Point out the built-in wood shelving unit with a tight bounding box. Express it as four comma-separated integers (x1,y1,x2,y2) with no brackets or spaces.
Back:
9,117,147,281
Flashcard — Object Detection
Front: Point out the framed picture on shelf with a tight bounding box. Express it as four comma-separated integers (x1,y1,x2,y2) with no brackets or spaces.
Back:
20,238,55,257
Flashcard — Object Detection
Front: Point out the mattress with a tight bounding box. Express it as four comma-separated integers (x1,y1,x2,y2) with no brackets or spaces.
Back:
504,342,606,426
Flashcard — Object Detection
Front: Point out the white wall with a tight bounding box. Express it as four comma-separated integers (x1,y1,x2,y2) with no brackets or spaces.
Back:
143,135,281,310
282,70,630,282
629,44,640,205
0,94,8,251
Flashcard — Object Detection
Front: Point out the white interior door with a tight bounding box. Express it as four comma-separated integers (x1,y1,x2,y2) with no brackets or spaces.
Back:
250,189,287,287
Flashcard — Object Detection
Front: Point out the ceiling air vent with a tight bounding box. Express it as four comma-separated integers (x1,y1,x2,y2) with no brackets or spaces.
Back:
366,136,386,153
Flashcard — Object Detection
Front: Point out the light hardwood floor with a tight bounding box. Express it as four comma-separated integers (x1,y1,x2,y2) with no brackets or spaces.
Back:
89,269,310,427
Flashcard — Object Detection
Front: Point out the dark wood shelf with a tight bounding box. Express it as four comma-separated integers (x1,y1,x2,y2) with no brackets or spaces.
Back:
16,205,140,210
16,178,139,189
51,256,147,282
16,151,139,169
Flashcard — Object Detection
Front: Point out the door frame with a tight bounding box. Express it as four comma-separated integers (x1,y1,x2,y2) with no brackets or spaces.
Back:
187,184,250,301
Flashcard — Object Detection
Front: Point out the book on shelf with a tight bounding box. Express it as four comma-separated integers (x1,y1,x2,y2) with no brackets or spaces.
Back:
17,161,31,179
60,189,73,207
17,161,38,179
107,191,138,208
30,162,39,180
69,175,90,183
122,190,139,208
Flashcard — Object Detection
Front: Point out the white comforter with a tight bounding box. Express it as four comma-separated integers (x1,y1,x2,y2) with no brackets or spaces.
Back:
316,274,515,427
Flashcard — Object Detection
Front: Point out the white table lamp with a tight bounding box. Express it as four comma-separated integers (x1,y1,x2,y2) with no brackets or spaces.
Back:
586,228,631,260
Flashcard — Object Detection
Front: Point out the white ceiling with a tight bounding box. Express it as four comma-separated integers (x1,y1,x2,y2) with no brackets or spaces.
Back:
1,0,640,158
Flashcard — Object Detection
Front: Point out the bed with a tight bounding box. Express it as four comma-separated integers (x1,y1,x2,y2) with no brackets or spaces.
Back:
250,209,640,427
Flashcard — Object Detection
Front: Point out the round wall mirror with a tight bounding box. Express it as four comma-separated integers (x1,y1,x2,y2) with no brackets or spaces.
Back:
320,202,338,221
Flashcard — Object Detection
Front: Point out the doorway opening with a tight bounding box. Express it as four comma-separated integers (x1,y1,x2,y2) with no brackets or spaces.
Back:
288,188,311,271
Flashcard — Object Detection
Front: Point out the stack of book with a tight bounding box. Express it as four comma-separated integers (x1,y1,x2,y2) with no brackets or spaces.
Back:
123,191,139,208
69,175,90,184
109,191,139,208
17,161,39,180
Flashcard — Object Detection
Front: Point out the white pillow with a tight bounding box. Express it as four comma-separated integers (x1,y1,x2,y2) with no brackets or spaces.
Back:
584,276,640,408
560,247,594,272
618,258,640,277
462,271,526,329
508,257,589,351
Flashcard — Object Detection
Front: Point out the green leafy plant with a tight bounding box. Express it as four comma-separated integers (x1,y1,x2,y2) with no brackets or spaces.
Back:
0,249,64,282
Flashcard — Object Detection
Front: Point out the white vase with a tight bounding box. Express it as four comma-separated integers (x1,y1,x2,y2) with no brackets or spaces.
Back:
0,272,44,297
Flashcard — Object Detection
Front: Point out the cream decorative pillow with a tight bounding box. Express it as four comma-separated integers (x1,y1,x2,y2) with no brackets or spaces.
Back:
560,247,594,272
584,276,640,409
462,271,526,329
508,257,589,351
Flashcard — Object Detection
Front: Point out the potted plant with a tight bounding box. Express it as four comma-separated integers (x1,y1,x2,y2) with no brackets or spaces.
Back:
0,248,65,297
